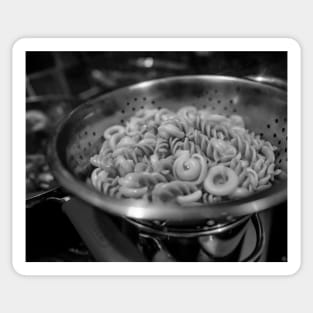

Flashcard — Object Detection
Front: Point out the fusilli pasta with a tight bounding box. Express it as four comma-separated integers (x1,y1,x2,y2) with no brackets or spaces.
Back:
89,105,282,205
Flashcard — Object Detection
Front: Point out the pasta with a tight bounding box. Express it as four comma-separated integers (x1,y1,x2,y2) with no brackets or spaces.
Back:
88,105,282,205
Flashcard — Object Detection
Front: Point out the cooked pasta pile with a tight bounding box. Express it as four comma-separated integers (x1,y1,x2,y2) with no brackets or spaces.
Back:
88,106,281,205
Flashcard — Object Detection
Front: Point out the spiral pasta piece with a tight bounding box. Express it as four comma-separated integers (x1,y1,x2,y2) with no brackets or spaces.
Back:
177,190,202,205
134,137,156,158
115,155,135,176
203,165,239,196
155,108,176,123
119,172,167,189
201,192,222,204
104,125,125,140
177,106,198,125
90,154,116,176
152,181,201,203
173,151,207,185
230,187,251,199
116,136,136,148
151,155,175,172
155,137,170,157
158,123,185,139
136,107,159,121
91,170,122,198
120,186,148,198
169,137,184,155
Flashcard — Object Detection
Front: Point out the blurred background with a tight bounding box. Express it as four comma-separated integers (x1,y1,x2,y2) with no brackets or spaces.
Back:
26,51,287,99
26,51,287,261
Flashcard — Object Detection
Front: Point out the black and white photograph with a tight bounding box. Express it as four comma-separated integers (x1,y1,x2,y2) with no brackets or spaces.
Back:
24,48,288,264
10,37,300,276
2,1,309,311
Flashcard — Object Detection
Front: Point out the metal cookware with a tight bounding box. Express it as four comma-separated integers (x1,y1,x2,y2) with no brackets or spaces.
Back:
49,75,287,226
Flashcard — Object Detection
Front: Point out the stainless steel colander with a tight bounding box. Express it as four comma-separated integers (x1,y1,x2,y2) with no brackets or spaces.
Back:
49,75,287,225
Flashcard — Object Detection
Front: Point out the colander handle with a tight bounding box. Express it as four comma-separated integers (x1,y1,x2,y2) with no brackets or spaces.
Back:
26,187,69,208
245,75,287,91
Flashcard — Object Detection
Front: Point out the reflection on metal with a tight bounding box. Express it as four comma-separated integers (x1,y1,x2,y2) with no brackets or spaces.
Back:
129,214,264,262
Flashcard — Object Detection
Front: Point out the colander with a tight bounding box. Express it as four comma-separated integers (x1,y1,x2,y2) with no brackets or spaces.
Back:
49,75,287,226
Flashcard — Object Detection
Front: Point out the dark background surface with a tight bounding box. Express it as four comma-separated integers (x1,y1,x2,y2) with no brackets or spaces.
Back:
26,52,287,262
26,52,287,98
